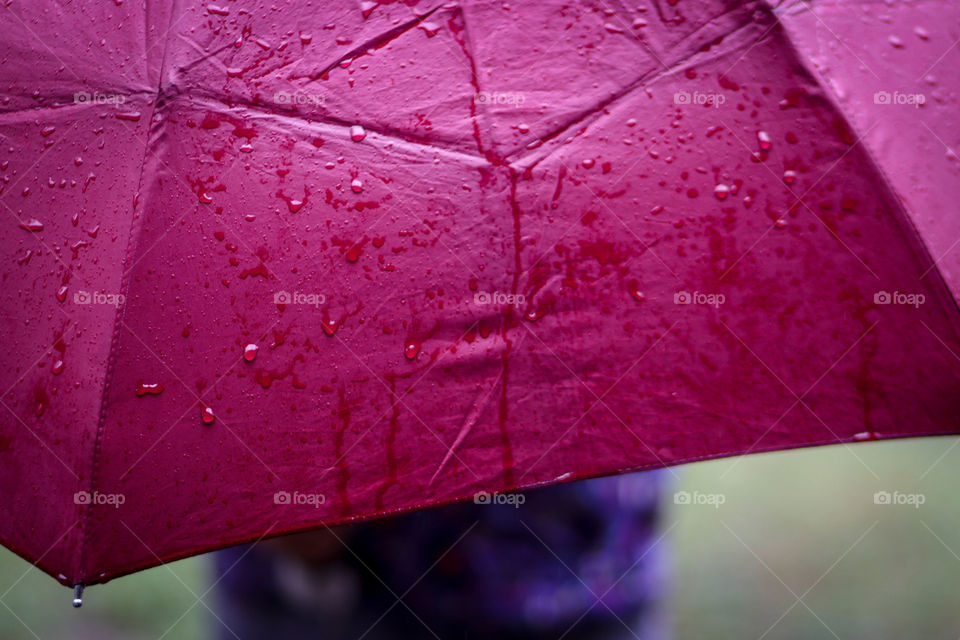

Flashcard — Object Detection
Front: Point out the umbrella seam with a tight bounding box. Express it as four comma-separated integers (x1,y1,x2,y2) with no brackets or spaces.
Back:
771,3,960,341
76,0,179,584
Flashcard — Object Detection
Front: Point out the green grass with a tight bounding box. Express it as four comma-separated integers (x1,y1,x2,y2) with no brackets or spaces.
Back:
671,436,960,639
1,436,958,639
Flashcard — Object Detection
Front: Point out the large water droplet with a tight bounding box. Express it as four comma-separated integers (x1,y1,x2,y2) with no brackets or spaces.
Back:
244,344,258,362
757,131,772,150
404,341,421,360
350,125,366,142
201,405,215,424
136,382,165,397
322,316,339,336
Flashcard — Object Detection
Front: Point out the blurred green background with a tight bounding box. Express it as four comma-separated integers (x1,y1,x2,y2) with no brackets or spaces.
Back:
2,436,958,639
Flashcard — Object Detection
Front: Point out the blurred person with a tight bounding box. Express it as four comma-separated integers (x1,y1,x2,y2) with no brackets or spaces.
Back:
214,472,669,639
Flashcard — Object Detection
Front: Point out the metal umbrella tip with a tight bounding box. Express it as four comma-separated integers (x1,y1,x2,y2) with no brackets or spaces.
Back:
72,584,84,608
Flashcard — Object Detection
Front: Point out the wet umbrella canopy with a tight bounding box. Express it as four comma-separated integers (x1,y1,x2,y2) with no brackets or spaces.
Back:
0,0,958,590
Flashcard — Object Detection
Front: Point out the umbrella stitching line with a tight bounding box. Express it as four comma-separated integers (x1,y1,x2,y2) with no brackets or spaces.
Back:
325,519,478,640
507,7,777,171
551,519,679,640
723,519,876,640
776,3,960,323
189,6,496,285
6,3,955,588
111,52,494,488
115,17,493,497
774,2,883,81
74,1,186,586
916,122,960,281
717,319,881,480
518,321,680,483
285,1,496,283
593,0,671,70
516,320,683,480
310,4,446,80
501,17,824,285
0,0,213,582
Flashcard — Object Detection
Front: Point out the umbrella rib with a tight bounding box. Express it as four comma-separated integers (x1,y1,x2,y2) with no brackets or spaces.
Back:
75,0,184,584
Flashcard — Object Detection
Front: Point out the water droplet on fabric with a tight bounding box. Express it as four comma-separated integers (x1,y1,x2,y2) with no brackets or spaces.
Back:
404,341,421,360
201,405,215,424
757,131,772,150
136,382,165,397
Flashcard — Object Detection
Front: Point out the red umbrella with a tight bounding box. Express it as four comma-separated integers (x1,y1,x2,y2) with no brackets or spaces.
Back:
1,0,958,595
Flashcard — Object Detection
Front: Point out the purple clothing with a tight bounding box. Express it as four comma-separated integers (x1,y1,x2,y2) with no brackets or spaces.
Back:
215,472,668,639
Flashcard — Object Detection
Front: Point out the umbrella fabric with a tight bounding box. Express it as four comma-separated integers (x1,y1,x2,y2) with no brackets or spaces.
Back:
0,0,958,587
